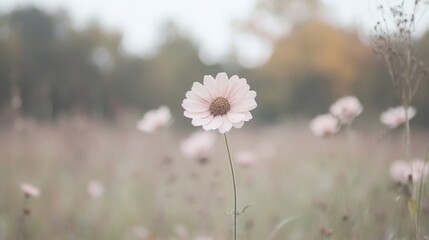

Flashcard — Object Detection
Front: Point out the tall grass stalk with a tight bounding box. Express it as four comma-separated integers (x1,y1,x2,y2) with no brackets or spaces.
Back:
372,1,429,238
16,197,29,240
416,149,429,239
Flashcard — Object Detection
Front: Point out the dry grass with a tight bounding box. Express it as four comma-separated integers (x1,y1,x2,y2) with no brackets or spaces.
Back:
1,117,429,240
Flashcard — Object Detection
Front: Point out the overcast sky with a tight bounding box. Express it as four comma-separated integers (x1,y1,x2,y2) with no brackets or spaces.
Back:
1,0,428,67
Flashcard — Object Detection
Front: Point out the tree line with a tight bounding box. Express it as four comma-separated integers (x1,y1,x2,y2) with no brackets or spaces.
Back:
0,7,428,125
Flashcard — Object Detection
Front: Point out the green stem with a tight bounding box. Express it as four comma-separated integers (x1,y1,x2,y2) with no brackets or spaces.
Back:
416,149,428,240
224,133,237,240
16,197,29,240
403,104,416,240
404,104,412,163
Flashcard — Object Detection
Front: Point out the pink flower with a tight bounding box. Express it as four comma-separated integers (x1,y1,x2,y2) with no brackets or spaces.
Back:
181,131,216,161
182,72,257,133
309,114,339,137
389,159,428,183
136,106,171,133
235,150,259,167
329,96,363,124
87,180,104,198
380,106,416,129
20,183,40,198
410,159,428,182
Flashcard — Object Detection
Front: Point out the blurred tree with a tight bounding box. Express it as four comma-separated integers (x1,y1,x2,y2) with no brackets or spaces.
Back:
0,6,428,126
253,19,371,116
413,32,429,124
143,22,223,120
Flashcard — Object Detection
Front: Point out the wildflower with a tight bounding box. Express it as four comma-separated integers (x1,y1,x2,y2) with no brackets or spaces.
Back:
20,183,40,198
182,72,257,133
309,114,339,137
235,150,259,167
181,131,216,163
136,106,171,133
380,106,417,129
329,96,363,124
410,159,428,182
87,180,104,198
389,159,428,183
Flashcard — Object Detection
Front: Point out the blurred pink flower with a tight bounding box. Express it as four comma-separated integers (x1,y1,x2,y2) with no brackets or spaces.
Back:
87,180,104,198
136,106,171,133
309,114,339,137
235,150,259,167
20,183,40,198
182,72,257,133
380,106,416,129
181,131,216,161
410,159,428,182
329,96,363,124
389,159,428,183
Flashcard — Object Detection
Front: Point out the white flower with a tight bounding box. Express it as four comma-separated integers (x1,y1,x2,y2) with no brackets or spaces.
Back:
20,183,40,197
136,106,171,133
309,114,339,137
182,72,257,133
329,96,363,124
389,159,428,183
235,150,259,167
380,106,416,129
181,131,216,161
87,180,104,198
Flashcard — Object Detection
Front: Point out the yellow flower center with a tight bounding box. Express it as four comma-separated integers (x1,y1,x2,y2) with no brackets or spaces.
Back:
209,97,231,116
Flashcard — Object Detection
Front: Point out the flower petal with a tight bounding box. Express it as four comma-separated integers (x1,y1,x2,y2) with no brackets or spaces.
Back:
231,99,257,112
203,75,218,98
227,112,245,123
192,115,214,126
243,112,252,121
219,116,233,133
203,115,222,131
182,99,210,112
232,121,244,129
245,90,257,100
230,80,250,104
184,110,211,119
186,91,210,105
226,75,240,98
191,82,212,101
216,72,229,97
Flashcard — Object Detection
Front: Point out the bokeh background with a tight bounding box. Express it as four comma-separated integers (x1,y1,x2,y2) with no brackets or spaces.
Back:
0,0,428,125
1,0,429,239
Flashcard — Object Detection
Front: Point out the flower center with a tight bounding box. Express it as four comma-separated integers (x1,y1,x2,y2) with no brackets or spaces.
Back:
209,97,230,116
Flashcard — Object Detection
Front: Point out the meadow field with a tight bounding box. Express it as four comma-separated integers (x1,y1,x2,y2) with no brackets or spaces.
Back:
1,116,429,240
1,0,429,239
